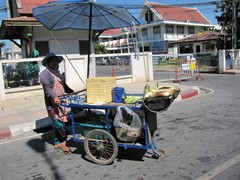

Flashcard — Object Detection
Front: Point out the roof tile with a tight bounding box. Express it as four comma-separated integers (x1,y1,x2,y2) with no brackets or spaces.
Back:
149,2,210,24
18,0,51,14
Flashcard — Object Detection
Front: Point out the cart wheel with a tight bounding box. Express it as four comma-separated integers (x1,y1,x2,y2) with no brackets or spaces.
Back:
84,129,118,165
153,148,166,159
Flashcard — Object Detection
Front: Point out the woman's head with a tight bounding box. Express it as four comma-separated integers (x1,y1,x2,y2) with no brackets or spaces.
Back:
42,52,63,69
47,57,61,69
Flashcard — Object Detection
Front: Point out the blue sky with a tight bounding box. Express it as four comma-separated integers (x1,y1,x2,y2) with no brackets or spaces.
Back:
0,0,220,50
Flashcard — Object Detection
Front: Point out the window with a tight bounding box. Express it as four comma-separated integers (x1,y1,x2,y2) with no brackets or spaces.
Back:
35,41,49,56
101,38,109,43
188,26,195,34
145,10,153,23
166,25,174,34
204,42,215,52
168,43,174,54
177,26,184,34
79,40,89,55
153,26,161,35
142,28,148,37
180,44,193,54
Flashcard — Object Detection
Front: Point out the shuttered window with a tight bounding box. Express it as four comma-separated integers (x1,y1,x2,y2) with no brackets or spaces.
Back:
35,41,49,56
79,40,89,55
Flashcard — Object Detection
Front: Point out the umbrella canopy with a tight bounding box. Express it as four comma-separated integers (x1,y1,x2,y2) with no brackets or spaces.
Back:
33,1,139,31
33,1,140,78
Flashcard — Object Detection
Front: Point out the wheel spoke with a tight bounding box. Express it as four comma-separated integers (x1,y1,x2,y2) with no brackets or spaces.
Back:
84,129,118,165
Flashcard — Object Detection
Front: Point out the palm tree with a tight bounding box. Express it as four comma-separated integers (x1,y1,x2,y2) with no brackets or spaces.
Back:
0,41,6,59
95,44,108,54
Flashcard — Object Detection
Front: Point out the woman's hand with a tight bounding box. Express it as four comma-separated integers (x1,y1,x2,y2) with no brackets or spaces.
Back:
54,97,61,106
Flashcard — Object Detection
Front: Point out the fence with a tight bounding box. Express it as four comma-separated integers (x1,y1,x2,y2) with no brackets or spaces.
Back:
153,52,218,81
173,57,203,83
0,52,153,101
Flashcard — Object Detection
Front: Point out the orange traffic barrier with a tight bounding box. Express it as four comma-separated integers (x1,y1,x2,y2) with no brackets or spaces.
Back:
111,67,115,77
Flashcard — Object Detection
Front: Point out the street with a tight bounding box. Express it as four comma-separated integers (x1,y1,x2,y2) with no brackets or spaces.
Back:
0,73,240,180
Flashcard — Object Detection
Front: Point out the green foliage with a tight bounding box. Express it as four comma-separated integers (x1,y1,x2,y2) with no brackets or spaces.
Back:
215,0,240,48
95,44,108,54
0,41,5,48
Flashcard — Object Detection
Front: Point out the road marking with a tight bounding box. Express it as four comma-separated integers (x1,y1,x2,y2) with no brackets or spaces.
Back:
196,153,240,180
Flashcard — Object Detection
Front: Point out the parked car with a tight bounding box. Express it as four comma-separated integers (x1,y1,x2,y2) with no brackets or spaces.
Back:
109,57,118,65
96,57,107,65
96,57,117,65
117,56,130,66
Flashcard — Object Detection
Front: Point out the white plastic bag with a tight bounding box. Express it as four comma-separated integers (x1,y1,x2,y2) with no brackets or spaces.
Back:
113,106,142,142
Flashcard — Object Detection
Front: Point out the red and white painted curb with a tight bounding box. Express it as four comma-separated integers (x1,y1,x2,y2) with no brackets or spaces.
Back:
0,121,52,141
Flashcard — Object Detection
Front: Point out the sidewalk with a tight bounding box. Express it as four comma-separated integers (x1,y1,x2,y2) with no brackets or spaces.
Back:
0,81,201,141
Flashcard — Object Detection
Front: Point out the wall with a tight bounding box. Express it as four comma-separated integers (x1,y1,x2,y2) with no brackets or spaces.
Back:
0,52,153,101
218,49,240,73
20,27,94,57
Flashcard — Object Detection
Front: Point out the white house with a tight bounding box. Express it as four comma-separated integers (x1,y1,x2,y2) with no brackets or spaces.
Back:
99,1,214,55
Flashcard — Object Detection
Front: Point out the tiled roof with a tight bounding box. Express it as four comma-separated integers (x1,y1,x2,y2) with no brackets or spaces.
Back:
173,31,224,43
102,27,131,35
102,29,122,35
18,0,51,14
3,16,37,22
148,2,210,24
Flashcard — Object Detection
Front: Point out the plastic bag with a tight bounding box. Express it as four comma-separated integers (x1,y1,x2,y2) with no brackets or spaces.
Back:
113,106,142,142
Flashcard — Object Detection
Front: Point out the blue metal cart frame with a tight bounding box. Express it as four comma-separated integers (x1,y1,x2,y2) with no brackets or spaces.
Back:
60,95,165,165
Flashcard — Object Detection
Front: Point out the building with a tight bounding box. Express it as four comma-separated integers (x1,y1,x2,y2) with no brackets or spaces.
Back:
4,44,22,59
172,31,227,54
99,1,214,54
0,0,93,58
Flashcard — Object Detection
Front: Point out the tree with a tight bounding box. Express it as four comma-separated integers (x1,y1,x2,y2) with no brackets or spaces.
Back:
95,44,108,54
215,0,240,48
0,41,6,59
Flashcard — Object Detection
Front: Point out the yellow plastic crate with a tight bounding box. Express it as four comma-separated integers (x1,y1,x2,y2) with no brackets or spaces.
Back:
86,77,116,104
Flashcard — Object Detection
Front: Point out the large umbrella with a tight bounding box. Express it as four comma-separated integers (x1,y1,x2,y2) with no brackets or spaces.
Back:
33,1,140,78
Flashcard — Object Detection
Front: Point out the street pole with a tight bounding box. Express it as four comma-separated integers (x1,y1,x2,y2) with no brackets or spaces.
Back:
232,0,237,49
5,0,14,59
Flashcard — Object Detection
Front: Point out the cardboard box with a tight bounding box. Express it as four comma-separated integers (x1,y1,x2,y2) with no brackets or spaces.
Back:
86,77,116,104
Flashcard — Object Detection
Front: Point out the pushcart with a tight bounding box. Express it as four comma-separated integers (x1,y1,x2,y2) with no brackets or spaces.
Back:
60,92,169,165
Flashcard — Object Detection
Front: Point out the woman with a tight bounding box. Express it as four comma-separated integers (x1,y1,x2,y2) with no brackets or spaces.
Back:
40,52,74,155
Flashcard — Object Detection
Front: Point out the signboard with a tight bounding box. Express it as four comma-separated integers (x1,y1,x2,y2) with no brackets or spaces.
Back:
152,41,165,53
182,63,190,70
190,63,196,70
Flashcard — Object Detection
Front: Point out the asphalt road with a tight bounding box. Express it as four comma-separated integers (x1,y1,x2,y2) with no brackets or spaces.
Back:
0,73,240,180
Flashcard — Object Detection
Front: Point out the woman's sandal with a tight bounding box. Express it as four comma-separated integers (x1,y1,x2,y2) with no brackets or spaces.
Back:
62,146,71,155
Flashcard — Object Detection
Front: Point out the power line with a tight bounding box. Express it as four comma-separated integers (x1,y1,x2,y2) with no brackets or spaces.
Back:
106,1,219,9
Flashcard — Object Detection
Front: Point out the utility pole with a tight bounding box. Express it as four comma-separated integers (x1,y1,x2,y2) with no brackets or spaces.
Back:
5,0,14,59
232,0,237,49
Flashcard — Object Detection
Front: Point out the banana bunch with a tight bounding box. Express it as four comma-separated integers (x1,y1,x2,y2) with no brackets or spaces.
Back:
124,96,143,104
143,84,180,100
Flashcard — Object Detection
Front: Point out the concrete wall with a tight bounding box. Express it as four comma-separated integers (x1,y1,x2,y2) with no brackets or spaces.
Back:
0,52,153,101
219,49,240,73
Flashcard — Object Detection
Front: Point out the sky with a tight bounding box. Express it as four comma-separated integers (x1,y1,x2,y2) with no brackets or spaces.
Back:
0,0,220,50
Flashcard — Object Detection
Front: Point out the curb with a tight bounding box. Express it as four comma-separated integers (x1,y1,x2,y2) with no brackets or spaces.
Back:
0,127,11,140
174,86,199,102
0,119,52,141
0,87,200,141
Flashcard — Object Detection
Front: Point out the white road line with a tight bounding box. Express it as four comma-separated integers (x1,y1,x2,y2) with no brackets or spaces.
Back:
195,153,240,180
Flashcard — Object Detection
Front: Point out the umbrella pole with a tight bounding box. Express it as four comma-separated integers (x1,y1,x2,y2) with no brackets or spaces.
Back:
87,3,93,78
